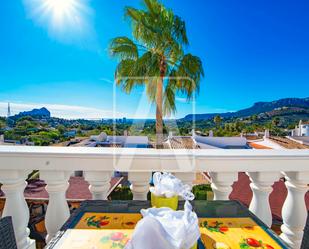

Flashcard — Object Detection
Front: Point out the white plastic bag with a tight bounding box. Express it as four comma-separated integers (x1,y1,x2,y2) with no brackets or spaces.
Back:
125,201,200,249
149,172,195,200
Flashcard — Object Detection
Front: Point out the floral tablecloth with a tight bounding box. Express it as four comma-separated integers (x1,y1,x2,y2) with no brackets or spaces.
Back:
46,200,290,249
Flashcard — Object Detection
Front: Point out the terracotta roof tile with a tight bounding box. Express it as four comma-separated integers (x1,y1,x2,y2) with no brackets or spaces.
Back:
0,176,123,200
269,136,309,149
167,137,199,149
248,142,272,149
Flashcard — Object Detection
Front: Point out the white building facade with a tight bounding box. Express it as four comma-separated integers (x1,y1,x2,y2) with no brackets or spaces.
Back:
291,120,309,137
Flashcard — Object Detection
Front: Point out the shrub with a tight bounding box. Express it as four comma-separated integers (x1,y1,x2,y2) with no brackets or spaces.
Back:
109,184,213,201
192,184,212,200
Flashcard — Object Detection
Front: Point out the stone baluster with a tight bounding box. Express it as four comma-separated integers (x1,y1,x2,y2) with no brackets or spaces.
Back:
40,170,71,243
84,171,112,200
0,170,35,249
209,172,238,200
280,172,309,249
129,172,151,200
247,172,280,227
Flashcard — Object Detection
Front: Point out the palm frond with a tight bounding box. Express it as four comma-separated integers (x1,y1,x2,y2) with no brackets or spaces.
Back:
143,0,162,16
169,53,204,100
125,7,143,22
163,82,176,116
109,37,139,60
180,53,204,84
115,51,161,93
166,41,184,65
115,59,143,93
172,16,188,45
136,51,161,77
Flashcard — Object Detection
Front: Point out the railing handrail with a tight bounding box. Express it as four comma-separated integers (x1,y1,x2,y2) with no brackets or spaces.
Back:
0,146,308,172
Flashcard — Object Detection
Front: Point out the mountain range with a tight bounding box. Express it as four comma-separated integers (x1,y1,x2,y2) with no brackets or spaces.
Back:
11,107,51,119
6,97,309,123
183,97,309,121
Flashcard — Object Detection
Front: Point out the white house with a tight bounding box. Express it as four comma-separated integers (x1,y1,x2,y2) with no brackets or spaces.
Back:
89,132,149,148
291,120,309,137
193,134,249,149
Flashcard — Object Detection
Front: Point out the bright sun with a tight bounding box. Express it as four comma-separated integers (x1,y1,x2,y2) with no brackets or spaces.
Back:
42,0,80,26
25,0,91,35
45,0,75,15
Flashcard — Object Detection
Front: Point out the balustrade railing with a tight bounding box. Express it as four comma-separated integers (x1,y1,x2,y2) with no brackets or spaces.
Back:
0,146,308,249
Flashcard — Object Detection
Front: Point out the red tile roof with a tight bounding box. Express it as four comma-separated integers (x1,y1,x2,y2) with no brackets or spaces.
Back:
164,137,199,149
269,136,309,149
248,142,272,149
0,176,123,200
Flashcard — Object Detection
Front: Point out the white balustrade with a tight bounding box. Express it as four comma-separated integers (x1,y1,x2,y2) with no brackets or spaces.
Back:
280,171,309,249
84,171,112,200
40,170,72,242
247,172,281,227
0,170,35,249
209,172,238,200
0,146,308,247
129,172,151,200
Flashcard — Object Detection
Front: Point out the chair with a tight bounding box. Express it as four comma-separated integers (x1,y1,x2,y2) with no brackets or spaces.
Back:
301,211,309,249
0,216,18,249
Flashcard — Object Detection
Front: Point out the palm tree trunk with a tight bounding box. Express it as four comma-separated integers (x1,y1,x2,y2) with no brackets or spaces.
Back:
156,77,163,148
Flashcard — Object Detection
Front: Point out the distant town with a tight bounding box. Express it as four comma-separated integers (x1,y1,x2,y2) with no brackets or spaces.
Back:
0,97,308,149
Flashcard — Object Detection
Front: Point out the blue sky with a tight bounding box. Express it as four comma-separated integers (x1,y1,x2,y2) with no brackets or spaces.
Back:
0,0,309,119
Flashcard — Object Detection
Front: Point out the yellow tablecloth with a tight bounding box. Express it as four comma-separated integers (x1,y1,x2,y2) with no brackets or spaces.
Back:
69,212,283,249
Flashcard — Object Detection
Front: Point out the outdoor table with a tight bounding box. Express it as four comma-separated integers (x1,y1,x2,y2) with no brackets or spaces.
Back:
46,200,290,249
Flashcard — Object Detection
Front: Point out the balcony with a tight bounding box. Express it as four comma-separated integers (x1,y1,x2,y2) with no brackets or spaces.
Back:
0,146,308,249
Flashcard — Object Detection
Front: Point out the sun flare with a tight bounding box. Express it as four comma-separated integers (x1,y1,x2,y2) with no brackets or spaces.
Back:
24,0,92,39
42,0,79,26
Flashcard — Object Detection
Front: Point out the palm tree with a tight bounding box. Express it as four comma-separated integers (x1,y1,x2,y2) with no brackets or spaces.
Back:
109,0,204,148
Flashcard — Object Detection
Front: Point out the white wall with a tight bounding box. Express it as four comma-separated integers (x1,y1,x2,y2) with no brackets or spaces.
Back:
194,135,247,149
300,125,309,136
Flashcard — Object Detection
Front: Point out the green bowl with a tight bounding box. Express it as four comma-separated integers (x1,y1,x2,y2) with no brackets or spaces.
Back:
151,193,179,210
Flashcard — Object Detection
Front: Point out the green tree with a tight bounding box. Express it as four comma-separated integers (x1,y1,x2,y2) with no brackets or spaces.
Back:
272,117,280,127
213,115,222,126
16,116,38,129
264,122,273,132
109,0,204,147
234,120,245,132
287,123,296,130
250,114,258,121
0,118,6,130
57,125,66,134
